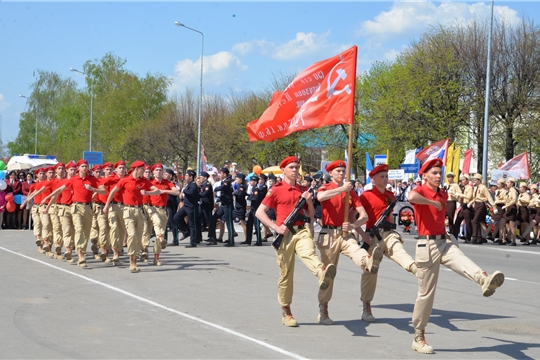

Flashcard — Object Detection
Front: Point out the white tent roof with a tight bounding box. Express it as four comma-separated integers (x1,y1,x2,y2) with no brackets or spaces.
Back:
6,154,58,171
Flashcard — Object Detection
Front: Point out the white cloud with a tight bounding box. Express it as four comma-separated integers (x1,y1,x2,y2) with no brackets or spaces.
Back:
357,1,519,42
0,93,11,111
231,31,340,61
172,51,248,90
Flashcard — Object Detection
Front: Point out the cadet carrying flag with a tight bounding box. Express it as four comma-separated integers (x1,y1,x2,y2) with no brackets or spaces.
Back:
246,46,357,142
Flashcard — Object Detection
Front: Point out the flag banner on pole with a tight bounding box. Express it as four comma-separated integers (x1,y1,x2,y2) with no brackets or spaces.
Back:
462,149,473,175
446,143,455,173
498,151,530,179
415,138,449,164
246,46,357,142
452,146,461,175
366,152,373,183
201,145,208,172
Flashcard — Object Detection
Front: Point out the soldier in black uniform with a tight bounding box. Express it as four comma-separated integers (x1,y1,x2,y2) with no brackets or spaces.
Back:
199,171,214,232
233,173,247,237
207,169,235,246
264,174,278,240
242,175,264,246
164,169,179,245
173,170,201,248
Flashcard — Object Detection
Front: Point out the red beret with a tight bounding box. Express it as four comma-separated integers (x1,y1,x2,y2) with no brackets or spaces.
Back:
36,167,46,174
419,158,443,175
54,162,65,170
76,159,88,167
92,165,102,172
66,161,77,169
152,163,164,171
369,164,389,178
280,156,299,169
131,160,145,169
46,166,55,172
103,162,113,169
144,165,152,171
114,160,126,168
325,160,347,173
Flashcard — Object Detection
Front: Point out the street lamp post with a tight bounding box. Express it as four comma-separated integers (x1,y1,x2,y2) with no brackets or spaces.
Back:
70,68,94,152
175,21,204,174
19,94,38,154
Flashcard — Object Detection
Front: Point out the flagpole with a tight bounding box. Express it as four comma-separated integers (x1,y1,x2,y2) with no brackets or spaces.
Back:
343,47,358,237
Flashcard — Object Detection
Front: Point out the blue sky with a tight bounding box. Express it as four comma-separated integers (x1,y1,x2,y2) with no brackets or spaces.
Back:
1,1,539,148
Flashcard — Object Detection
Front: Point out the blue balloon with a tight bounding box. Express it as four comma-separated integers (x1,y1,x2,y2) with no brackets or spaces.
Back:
0,172,5,180
14,194,23,205
247,172,255,180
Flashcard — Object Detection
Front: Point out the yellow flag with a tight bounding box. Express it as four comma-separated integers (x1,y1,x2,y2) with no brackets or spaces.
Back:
386,149,389,164
446,143,455,173
453,146,461,175
299,165,304,181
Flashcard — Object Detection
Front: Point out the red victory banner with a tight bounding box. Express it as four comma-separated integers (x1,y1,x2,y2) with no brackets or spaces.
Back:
246,46,357,142
498,151,530,179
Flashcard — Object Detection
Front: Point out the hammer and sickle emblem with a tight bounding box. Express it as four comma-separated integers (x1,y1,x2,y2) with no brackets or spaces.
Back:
326,64,352,98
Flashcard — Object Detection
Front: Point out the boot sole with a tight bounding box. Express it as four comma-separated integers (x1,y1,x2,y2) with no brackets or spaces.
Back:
319,264,337,290
483,271,505,297
370,245,384,274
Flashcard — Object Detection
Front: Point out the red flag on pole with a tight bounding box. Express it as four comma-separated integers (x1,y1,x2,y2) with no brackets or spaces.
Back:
498,151,530,179
415,138,449,164
246,46,357,142
462,149,473,175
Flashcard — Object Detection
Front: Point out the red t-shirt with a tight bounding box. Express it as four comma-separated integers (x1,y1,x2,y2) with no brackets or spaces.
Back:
57,178,73,205
410,184,448,236
93,177,109,204
359,186,395,229
150,178,175,207
318,182,362,226
32,181,48,204
261,181,307,226
116,176,153,206
67,174,99,203
102,174,124,203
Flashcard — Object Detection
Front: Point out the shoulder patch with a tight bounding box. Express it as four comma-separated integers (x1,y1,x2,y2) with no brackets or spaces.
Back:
266,189,272,197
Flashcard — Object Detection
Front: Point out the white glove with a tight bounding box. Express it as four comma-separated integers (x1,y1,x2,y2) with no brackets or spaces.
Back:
467,203,472,208
494,209,499,214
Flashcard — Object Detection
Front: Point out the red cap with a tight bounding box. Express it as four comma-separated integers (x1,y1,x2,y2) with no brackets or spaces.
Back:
66,161,77,169
54,162,65,170
369,164,389,178
92,165,102,172
114,160,126,168
152,163,164,171
103,162,113,169
325,160,347,173
76,159,88,167
279,156,299,169
36,167,46,174
131,160,145,169
144,165,152,171
419,158,443,175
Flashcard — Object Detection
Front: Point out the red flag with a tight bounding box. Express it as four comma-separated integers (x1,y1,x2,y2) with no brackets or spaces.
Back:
415,138,449,165
462,149,473,175
246,46,357,142
498,152,530,179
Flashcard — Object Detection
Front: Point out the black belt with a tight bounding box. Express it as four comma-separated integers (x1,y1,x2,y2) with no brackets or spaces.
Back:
111,202,123,205
420,234,447,240
73,202,90,205
124,205,142,208
154,205,167,209
447,200,457,202
365,227,394,233
322,225,341,230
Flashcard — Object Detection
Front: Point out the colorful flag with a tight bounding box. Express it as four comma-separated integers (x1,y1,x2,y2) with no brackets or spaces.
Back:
246,46,358,142
446,142,455,173
200,145,208,172
366,152,373,184
498,152,530,179
452,146,461,176
415,138,450,164
462,149,473,175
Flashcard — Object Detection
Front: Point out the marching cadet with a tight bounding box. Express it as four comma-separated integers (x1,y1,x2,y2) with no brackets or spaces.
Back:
199,171,214,232
522,184,539,245
102,160,127,264
357,164,417,322
48,163,66,258
89,165,103,259
207,168,235,246
148,163,180,265
241,175,263,246
92,165,112,262
141,165,154,262
44,160,106,267
499,177,518,246
517,182,531,243
492,179,507,242
453,174,473,242
407,158,504,354
255,156,337,327
468,174,495,245
175,169,202,248
21,167,46,253
103,161,162,273
315,160,379,325
445,172,461,233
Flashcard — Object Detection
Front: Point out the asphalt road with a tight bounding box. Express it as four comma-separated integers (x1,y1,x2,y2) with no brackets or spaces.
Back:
1,226,539,359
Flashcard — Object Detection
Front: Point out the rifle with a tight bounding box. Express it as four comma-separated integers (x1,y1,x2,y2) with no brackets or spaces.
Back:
362,186,407,249
272,197,310,250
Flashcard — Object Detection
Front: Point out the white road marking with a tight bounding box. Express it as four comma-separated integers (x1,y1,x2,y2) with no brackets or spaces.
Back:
0,246,307,360
488,247,540,255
